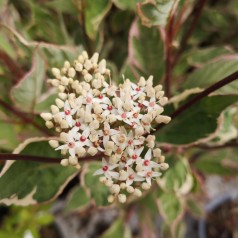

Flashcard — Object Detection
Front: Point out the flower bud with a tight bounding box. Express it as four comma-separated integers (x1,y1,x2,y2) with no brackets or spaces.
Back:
91,52,99,64
98,59,106,74
52,68,61,78
76,147,86,157
158,156,165,163
134,188,142,197
99,176,107,184
49,140,59,148
142,182,151,190
110,184,120,194
69,156,78,166
60,120,68,129
84,73,93,82
120,183,126,189
41,113,53,121
105,179,113,187
118,194,126,203
60,159,69,167
108,195,115,203
75,63,83,71
138,77,146,87
58,93,67,100
126,186,135,193
51,105,59,114
155,115,171,124
88,147,98,156
61,76,69,86
84,60,92,70
159,97,168,106
119,170,127,180
45,121,54,129
89,120,99,130
55,98,64,108
153,148,161,157
68,67,76,78
135,127,144,137
160,163,169,171
58,85,65,92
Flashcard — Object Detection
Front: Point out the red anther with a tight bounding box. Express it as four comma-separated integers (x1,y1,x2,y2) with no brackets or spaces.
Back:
107,105,113,110
138,103,144,108
65,110,70,115
121,112,127,119
103,166,108,171
129,174,134,180
136,87,140,91
98,94,103,99
75,122,81,127
144,160,150,166
132,154,137,160
68,142,75,148
80,136,86,142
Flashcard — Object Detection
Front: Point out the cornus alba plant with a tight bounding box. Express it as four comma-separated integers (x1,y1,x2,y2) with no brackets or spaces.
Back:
41,51,171,203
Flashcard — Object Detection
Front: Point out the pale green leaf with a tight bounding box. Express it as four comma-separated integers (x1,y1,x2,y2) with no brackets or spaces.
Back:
157,95,238,145
85,0,112,39
137,0,179,27
11,52,45,113
0,138,77,205
83,162,109,206
182,58,238,94
66,187,90,212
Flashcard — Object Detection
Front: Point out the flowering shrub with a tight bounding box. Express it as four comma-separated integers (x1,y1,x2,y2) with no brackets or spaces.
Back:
1,0,238,237
41,51,170,203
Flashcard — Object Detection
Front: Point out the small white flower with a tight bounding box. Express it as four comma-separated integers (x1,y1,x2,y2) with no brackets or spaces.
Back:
138,149,160,170
56,127,80,157
124,167,144,186
138,170,161,185
93,158,119,179
126,146,144,166
57,100,77,127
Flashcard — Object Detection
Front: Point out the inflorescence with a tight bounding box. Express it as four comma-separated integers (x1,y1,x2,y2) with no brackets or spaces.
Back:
41,51,171,203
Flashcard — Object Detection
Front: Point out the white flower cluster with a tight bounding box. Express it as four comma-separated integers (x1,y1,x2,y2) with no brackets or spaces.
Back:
41,51,171,203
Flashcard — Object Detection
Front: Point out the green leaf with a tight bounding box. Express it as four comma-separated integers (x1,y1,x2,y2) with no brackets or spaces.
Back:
0,138,77,205
0,120,18,150
34,91,57,113
157,95,238,145
126,20,164,83
194,148,238,175
113,0,142,10
11,52,45,113
66,187,90,212
83,162,109,206
85,0,112,39
137,0,179,27
182,58,238,94
101,218,131,238
157,193,183,224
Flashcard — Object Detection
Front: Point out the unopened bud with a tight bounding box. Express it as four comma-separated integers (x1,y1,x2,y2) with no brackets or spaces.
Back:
60,159,69,167
49,140,59,148
41,113,53,121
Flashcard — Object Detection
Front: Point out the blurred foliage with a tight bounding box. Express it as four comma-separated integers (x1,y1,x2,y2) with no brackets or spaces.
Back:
0,0,238,237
